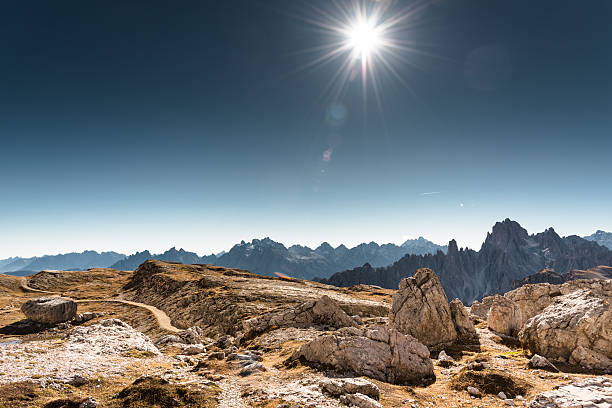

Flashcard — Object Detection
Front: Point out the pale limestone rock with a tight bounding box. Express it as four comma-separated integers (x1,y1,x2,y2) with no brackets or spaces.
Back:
450,298,477,342
528,354,559,372
519,289,612,371
528,377,612,407
289,325,434,385
21,297,77,324
242,295,358,340
320,377,380,399
389,268,457,346
340,393,382,408
487,295,522,336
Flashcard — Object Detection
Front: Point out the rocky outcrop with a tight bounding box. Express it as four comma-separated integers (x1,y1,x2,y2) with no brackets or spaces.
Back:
470,295,496,320
242,295,358,340
320,219,612,303
518,289,612,371
288,326,434,385
528,377,612,407
389,268,457,346
487,295,522,336
449,298,477,342
320,377,380,399
483,279,611,337
21,297,77,324
66,319,161,356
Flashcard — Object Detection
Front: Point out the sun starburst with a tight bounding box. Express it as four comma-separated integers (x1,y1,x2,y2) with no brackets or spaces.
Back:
290,0,433,113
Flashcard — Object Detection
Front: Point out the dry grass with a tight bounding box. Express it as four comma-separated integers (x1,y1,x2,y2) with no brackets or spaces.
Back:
106,376,219,408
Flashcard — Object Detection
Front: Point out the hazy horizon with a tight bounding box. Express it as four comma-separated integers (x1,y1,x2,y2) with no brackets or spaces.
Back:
1,217,608,260
1,1,610,259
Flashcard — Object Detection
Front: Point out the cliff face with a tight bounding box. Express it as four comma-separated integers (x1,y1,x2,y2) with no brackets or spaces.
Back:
319,219,612,304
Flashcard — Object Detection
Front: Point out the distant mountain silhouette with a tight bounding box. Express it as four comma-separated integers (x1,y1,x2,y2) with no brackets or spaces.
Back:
0,251,126,274
111,238,446,279
584,230,612,250
111,248,201,270
318,219,612,304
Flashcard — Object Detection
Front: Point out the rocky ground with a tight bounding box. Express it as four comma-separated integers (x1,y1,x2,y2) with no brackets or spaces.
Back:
0,261,610,408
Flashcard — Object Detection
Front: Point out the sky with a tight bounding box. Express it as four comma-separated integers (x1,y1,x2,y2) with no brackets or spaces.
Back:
0,0,611,258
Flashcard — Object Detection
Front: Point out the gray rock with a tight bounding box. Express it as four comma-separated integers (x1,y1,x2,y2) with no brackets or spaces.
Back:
182,344,206,355
208,351,225,360
155,334,183,345
467,386,481,397
518,289,612,371
528,354,559,372
487,295,522,336
21,297,77,325
340,393,383,408
289,325,435,385
449,298,477,342
78,397,98,408
239,362,266,376
389,268,457,346
528,377,612,407
437,350,454,367
498,392,507,399
215,335,234,349
178,326,203,344
242,295,359,340
320,377,380,399
66,375,88,386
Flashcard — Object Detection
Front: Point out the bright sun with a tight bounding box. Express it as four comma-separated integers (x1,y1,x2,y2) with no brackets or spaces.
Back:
348,20,381,60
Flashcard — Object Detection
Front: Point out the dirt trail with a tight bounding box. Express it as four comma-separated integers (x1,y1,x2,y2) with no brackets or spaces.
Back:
76,299,180,333
19,278,55,294
18,277,180,333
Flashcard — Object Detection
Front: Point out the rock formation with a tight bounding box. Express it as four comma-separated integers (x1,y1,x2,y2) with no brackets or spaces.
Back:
487,295,522,336
21,297,77,324
242,295,358,340
449,298,477,342
518,289,612,371
288,326,435,385
528,377,612,407
389,268,457,346
319,219,612,303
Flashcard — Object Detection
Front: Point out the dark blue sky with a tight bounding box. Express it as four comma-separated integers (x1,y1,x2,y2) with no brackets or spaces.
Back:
1,0,610,257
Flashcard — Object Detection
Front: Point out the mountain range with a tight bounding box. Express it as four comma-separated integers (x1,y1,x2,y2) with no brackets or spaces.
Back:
584,230,612,250
318,219,612,304
110,237,448,280
1,238,446,279
0,251,126,276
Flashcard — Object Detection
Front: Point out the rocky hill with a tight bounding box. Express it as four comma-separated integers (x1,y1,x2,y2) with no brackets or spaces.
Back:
113,237,447,279
0,251,126,275
0,260,609,407
584,230,612,250
319,219,612,304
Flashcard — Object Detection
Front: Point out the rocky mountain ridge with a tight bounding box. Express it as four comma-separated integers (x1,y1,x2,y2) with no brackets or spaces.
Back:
319,219,612,304
112,237,447,280
0,251,126,275
584,230,612,250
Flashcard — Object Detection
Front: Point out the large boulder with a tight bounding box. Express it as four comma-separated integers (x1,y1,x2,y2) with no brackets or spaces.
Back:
449,298,477,342
21,297,77,324
528,376,612,407
470,295,496,320
487,295,522,336
389,268,457,346
242,295,359,340
288,326,435,385
518,289,612,371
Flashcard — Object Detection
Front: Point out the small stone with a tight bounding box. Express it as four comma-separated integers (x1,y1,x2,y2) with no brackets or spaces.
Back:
339,393,383,408
208,351,225,360
498,391,507,399
79,397,98,408
529,354,559,372
467,386,481,397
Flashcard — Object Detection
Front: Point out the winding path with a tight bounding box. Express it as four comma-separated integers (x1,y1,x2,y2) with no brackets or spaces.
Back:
18,277,180,333
76,299,180,333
